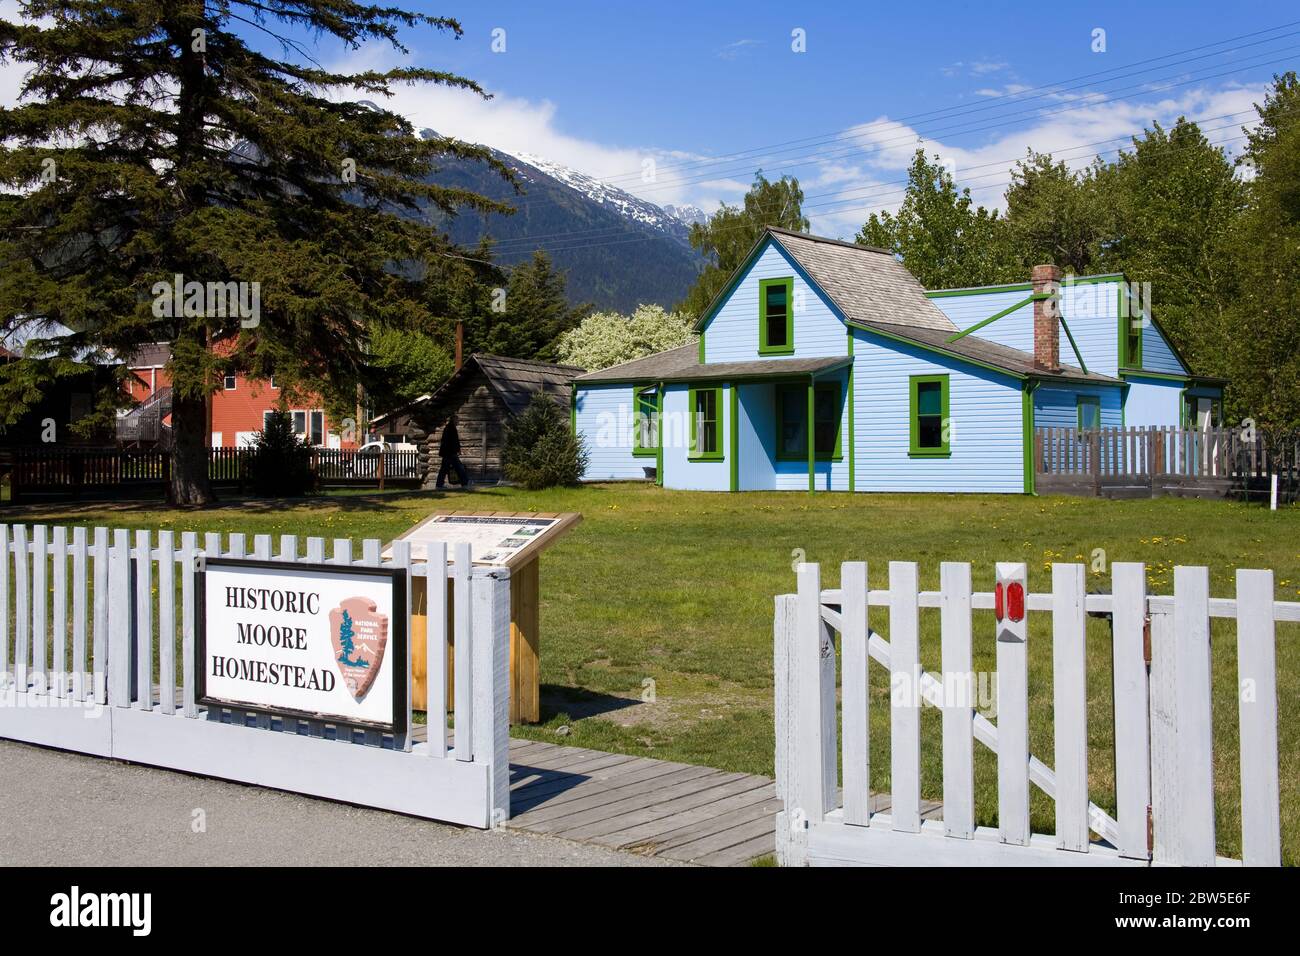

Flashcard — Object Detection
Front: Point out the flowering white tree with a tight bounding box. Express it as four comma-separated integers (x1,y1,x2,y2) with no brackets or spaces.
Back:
555,305,697,372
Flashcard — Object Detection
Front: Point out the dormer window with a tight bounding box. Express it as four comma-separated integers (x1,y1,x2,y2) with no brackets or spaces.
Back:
759,278,794,355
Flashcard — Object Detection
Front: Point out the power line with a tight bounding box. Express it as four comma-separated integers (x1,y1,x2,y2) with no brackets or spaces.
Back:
545,20,1300,192
477,43,1291,248
487,126,1252,262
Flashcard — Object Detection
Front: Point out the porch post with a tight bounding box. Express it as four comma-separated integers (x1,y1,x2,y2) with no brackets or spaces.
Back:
807,375,815,493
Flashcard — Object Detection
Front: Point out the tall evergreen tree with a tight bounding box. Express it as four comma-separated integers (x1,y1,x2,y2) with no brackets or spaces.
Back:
678,171,809,319
0,2,510,503
479,250,587,360
856,149,1018,289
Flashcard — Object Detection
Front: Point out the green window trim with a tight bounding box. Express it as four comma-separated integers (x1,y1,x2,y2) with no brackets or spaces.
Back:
908,374,951,458
775,381,843,461
632,385,659,457
1119,285,1144,369
688,384,724,461
759,277,795,355
1076,395,1101,431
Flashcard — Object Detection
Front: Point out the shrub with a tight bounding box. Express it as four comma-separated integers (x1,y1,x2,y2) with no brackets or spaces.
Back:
502,393,589,489
553,304,696,371
245,409,316,497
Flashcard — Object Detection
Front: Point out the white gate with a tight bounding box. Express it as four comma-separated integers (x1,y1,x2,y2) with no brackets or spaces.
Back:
775,559,1286,866
0,524,510,829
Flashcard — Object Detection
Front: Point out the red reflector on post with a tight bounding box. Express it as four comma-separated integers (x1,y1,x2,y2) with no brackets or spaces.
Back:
994,581,1004,622
1007,581,1025,623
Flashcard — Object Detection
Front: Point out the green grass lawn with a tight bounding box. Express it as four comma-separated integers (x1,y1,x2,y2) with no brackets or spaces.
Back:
4,483,1297,862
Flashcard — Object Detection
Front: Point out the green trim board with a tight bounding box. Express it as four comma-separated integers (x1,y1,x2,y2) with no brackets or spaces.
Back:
698,332,705,364
945,292,1047,343
1021,381,1036,494
688,383,724,460
909,373,951,458
1076,395,1101,430
632,385,659,458
1119,368,1188,383
655,383,664,485
1057,313,1089,374
807,379,814,492
729,383,739,491
847,330,855,493
774,381,843,462
926,274,1125,298
569,383,576,436
854,322,1026,382
758,277,795,355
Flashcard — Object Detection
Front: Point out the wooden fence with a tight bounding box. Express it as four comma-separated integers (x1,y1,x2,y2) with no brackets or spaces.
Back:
1035,425,1299,499
0,523,510,827
776,559,1286,867
4,445,422,502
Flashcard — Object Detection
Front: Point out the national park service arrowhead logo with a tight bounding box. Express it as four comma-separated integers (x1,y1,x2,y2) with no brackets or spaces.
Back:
328,596,389,700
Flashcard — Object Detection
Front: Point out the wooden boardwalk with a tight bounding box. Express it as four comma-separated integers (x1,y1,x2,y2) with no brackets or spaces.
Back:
416,728,941,866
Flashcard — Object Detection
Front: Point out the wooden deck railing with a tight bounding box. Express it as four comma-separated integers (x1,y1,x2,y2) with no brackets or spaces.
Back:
1034,426,1299,498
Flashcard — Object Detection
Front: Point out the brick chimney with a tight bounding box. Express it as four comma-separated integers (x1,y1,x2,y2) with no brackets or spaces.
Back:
1031,264,1061,373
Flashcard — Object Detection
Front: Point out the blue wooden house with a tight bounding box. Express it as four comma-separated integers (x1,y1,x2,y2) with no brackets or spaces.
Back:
571,227,1224,493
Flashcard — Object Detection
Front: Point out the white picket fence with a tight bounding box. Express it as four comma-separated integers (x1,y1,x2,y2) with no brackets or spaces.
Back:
775,560,1287,867
0,523,510,828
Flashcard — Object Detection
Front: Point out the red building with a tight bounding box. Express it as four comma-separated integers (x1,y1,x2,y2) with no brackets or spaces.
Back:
122,343,357,449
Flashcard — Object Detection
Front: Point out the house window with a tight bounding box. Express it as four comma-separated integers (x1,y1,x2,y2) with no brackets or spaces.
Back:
269,376,278,389
1077,396,1101,431
776,382,842,460
223,374,236,390
759,278,794,354
909,374,950,457
633,386,658,457
689,385,723,460
309,410,324,446
1122,289,1143,368
292,410,306,436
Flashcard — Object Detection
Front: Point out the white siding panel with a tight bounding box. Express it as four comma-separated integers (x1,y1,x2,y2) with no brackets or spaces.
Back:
1124,376,1183,428
1034,384,1123,430
1141,321,1188,375
930,289,1032,353
851,328,1025,493
702,241,847,362
662,383,730,491
1061,280,1121,377
575,384,646,481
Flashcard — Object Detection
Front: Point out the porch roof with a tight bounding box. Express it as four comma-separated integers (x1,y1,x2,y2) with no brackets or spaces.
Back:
574,345,850,385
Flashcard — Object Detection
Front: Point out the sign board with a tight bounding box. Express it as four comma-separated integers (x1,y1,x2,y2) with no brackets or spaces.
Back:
389,512,580,569
197,558,407,733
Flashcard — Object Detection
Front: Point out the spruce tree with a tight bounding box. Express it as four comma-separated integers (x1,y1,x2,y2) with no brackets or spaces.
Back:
0,2,510,503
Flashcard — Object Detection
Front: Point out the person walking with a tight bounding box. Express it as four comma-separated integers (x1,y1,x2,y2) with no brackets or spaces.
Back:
436,414,470,489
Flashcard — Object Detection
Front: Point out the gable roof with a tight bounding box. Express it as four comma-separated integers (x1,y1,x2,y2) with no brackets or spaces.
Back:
370,353,585,427
765,228,957,334
574,345,851,385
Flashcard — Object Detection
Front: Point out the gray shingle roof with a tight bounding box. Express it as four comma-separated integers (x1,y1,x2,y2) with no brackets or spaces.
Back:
766,228,958,334
475,354,585,416
370,353,584,426
577,228,1123,388
574,345,849,384
868,322,1121,384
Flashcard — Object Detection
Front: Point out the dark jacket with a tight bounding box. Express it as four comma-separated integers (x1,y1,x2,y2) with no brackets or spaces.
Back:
439,421,461,457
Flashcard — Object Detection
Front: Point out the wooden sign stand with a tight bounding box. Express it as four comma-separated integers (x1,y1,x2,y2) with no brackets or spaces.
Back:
401,512,580,725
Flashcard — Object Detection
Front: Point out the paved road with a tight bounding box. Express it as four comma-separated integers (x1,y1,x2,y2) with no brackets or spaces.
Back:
0,741,678,867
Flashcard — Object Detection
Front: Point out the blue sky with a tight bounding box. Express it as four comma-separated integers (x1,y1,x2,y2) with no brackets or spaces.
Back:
3,0,1297,239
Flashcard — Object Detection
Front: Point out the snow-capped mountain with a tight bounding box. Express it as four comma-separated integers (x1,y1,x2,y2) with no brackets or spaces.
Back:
505,151,708,240
414,132,707,312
